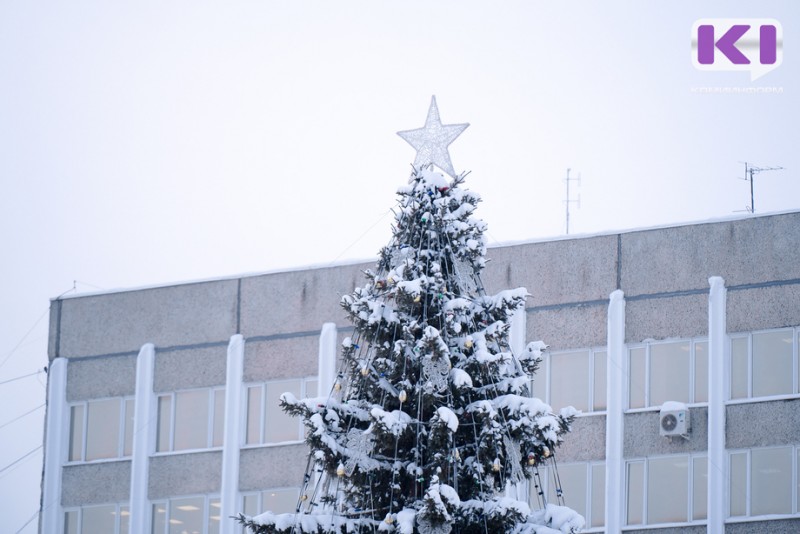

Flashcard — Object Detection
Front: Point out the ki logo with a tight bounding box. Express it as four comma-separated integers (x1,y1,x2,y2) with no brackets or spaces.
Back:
692,19,783,81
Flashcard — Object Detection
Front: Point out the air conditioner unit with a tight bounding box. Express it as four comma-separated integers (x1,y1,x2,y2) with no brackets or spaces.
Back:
659,401,691,438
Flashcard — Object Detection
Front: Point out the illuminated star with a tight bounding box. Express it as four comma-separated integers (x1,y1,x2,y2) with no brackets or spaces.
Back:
397,96,469,179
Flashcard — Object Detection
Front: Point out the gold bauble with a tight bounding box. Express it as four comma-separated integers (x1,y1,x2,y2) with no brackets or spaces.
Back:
464,339,473,349
336,464,346,477
398,390,408,402
361,367,370,376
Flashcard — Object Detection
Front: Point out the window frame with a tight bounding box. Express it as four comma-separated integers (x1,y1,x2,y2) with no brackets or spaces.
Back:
63,502,130,534
624,453,708,527
727,445,799,520
66,396,135,463
150,494,221,534
155,386,226,454
728,327,799,402
532,347,608,415
242,376,319,446
626,338,709,411
529,461,606,532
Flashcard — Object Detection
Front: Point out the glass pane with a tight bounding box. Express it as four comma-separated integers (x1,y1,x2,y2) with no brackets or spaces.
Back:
265,380,301,442
593,351,607,411
752,330,793,397
82,504,116,533
547,463,586,519
550,351,590,412
729,452,747,516
649,342,690,406
751,447,792,515
262,488,300,514
212,389,226,448
647,456,688,524
590,463,605,528
169,497,204,534
123,398,135,456
797,450,800,515
306,379,318,398
246,386,263,445
119,505,130,534
694,342,708,403
174,389,209,451
64,510,79,534
692,456,708,520
156,395,172,452
730,337,748,399
86,399,121,460
243,493,259,516
208,498,221,534
626,462,644,525
69,405,85,461
629,348,646,409
152,503,167,534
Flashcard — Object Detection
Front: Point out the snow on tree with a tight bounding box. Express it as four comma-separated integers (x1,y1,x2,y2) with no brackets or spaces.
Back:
239,97,583,534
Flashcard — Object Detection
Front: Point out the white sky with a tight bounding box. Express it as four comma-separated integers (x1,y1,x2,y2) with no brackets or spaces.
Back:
0,1,798,531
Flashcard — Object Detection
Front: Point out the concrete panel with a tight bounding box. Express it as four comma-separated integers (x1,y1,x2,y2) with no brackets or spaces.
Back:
485,236,618,307
240,262,368,338
727,284,800,334
621,213,800,296
726,519,800,534
66,354,137,401
243,336,319,383
148,451,222,500
526,304,607,352
624,407,708,457
726,399,800,449
61,461,131,506
154,345,227,393
555,415,606,462
239,444,308,490
625,294,707,343
57,280,239,358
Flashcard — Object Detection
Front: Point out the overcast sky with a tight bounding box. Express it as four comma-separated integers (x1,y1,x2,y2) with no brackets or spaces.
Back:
1,1,798,532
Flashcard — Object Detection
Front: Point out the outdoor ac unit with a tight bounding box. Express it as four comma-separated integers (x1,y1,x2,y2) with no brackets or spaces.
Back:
659,401,690,438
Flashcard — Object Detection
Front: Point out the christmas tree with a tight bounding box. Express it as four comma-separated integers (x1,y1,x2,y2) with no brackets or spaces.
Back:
240,97,583,534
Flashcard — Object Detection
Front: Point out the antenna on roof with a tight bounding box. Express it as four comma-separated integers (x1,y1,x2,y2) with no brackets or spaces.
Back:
564,168,581,234
740,162,783,213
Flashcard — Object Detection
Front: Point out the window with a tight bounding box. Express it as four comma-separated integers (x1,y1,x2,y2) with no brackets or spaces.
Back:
625,454,707,526
532,349,607,413
530,462,605,530
628,339,708,409
156,388,225,453
64,503,129,534
151,495,221,534
68,397,134,462
729,446,796,518
730,328,798,400
245,378,318,445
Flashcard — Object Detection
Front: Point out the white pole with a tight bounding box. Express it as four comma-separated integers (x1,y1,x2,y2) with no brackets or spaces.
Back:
40,357,68,534
605,290,626,534
220,334,245,534
129,343,156,534
318,323,338,397
707,277,727,534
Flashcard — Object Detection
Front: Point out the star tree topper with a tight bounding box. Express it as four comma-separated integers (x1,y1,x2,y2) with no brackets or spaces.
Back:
397,95,469,179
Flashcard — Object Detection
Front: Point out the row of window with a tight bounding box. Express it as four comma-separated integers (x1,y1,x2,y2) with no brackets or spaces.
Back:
65,327,800,464
64,445,799,533
67,378,317,463
531,327,800,414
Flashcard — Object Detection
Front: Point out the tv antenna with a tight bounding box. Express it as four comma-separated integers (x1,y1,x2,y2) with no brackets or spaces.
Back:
741,162,783,213
564,168,581,234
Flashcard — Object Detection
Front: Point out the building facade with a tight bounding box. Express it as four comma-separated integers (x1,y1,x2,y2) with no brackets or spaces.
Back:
40,211,800,534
